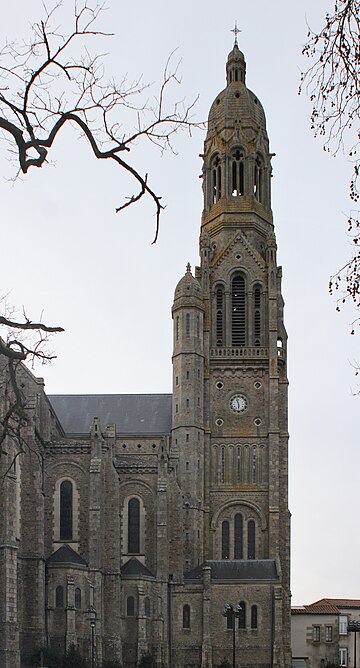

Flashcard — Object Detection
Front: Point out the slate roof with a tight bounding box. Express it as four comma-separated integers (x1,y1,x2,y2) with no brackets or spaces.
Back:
184,559,278,583
46,544,87,567
48,394,172,436
121,558,155,578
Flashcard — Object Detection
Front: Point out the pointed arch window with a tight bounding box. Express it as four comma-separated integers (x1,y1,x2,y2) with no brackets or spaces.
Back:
185,313,190,338
128,498,140,553
75,587,81,610
55,585,64,608
183,604,191,629
234,513,243,559
231,148,245,196
221,520,230,559
248,520,256,560
254,155,263,202
127,596,135,617
251,605,258,629
60,480,73,541
239,601,246,629
254,285,262,346
232,275,246,346
144,597,151,617
211,154,222,203
216,286,225,346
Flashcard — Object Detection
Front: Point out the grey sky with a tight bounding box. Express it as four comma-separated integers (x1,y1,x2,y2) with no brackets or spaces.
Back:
0,0,358,606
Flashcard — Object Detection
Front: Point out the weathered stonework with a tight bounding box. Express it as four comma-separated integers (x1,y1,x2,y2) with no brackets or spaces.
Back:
0,43,291,668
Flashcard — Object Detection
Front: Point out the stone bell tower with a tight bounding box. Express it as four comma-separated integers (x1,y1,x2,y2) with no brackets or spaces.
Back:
172,38,291,668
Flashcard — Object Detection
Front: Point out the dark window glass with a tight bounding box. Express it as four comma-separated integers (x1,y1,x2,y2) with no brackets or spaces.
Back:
239,601,246,629
234,513,243,559
75,587,81,610
216,287,224,346
222,520,230,559
183,604,191,629
128,498,140,553
145,597,151,617
185,313,190,337
232,276,246,346
251,605,258,629
56,585,64,608
248,520,256,559
60,480,73,541
127,596,135,617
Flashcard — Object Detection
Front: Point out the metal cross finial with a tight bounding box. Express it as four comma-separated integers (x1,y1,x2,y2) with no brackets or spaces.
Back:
231,21,241,46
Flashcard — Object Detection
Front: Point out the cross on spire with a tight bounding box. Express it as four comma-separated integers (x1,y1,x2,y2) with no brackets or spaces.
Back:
231,21,241,46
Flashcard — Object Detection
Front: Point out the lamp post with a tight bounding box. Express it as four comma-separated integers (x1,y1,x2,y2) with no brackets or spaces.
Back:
222,603,242,668
348,620,360,668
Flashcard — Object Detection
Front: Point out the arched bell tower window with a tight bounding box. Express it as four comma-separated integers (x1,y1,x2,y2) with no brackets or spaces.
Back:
231,148,245,196
234,513,243,559
221,520,230,559
128,498,140,553
254,155,263,203
216,286,224,346
183,604,191,629
248,520,256,559
60,480,73,541
211,154,222,204
232,275,246,346
254,285,262,346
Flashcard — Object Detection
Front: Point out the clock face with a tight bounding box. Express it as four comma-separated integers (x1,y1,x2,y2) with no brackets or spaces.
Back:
229,394,248,414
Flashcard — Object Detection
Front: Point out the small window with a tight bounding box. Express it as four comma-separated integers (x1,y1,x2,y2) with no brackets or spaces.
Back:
251,605,258,629
75,587,81,610
186,370,190,380
127,596,135,617
175,376,179,386
339,649,348,666
186,399,189,408
55,585,64,608
183,604,191,629
185,313,190,337
144,597,151,617
313,625,320,642
238,601,246,629
175,404,178,413
176,316,179,341
186,433,189,442
339,616,348,635
325,625,333,642
186,462,190,471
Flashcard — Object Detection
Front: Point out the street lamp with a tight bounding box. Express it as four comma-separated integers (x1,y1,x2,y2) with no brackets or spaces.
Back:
88,610,97,668
222,603,243,668
348,620,360,668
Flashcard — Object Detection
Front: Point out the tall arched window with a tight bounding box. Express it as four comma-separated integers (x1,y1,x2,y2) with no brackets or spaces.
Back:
251,605,258,629
185,313,190,338
234,513,243,559
221,446,226,483
248,520,256,559
221,520,230,559
144,597,151,617
254,155,263,202
127,596,135,617
60,480,73,541
128,498,140,553
254,285,261,346
216,286,224,346
211,155,221,203
176,316,179,341
232,275,246,346
231,148,245,196
183,604,191,629
236,446,242,482
75,587,81,610
239,601,246,629
55,585,64,608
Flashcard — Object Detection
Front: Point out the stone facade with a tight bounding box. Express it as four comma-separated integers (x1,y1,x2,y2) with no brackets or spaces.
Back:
291,599,360,668
0,43,291,668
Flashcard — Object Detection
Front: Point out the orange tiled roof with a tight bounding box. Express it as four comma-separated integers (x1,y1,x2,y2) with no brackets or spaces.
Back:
291,598,360,615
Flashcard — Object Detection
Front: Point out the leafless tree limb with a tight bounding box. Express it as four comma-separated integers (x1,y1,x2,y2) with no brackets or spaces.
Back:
299,0,360,325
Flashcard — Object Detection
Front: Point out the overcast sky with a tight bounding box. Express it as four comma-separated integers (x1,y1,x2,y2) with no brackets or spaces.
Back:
1,0,358,607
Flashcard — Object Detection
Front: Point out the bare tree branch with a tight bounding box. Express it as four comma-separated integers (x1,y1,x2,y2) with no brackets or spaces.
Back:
299,0,360,326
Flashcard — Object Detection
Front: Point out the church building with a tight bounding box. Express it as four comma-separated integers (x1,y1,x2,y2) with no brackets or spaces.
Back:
0,40,291,668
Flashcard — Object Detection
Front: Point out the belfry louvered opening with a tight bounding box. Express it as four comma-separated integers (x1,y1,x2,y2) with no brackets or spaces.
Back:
232,275,246,346
216,286,224,346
